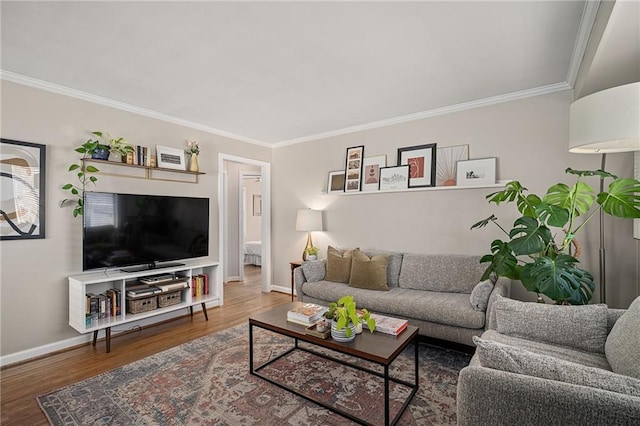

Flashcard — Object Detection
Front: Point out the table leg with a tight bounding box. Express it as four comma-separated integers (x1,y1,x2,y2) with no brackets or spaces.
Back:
249,323,254,374
384,364,390,426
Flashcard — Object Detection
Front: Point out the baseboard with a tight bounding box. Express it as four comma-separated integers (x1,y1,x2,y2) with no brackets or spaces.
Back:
270,284,292,296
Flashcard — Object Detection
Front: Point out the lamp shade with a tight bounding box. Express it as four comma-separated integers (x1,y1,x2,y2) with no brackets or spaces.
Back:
295,209,323,232
569,82,640,153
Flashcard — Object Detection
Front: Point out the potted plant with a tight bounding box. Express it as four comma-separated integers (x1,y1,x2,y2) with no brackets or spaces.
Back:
106,134,134,162
305,246,319,260
185,139,200,172
472,168,640,305
61,136,103,217
324,295,375,341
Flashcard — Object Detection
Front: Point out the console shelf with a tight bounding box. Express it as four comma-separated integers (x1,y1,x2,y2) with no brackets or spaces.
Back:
82,158,204,183
69,259,220,352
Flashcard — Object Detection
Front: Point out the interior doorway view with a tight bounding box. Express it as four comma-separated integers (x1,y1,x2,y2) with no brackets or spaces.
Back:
219,154,271,293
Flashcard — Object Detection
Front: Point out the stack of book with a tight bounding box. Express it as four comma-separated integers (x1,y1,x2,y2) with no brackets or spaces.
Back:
287,303,328,326
364,312,408,336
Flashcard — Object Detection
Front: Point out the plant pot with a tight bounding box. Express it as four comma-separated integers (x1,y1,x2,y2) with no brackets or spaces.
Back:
355,321,363,334
307,255,317,261
108,152,123,163
91,147,110,160
331,320,356,342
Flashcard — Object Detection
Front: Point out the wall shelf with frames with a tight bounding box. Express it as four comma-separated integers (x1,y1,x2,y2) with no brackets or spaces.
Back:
82,158,205,183
322,180,508,195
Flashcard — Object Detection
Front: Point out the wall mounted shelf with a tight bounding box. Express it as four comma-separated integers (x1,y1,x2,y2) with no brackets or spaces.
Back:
322,180,508,195
82,158,204,183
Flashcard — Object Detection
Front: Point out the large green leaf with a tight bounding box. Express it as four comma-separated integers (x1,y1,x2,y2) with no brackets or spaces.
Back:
479,240,520,281
518,194,541,218
486,181,525,205
543,182,595,216
566,167,617,180
508,216,552,255
534,203,569,228
520,255,594,305
470,214,497,230
597,178,640,219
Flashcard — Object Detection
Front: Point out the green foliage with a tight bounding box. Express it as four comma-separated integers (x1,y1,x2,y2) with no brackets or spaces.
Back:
325,295,376,337
305,246,319,255
473,168,640,305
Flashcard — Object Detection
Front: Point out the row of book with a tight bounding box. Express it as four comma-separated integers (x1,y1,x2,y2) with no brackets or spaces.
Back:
125,145,153,167
85,289,121,326
191,274,209,298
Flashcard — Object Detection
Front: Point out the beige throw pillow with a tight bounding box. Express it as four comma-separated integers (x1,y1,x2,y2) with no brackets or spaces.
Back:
349,250,389,291
325,246,357,284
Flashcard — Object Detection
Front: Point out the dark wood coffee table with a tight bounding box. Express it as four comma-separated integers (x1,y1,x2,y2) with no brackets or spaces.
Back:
249,302,419,426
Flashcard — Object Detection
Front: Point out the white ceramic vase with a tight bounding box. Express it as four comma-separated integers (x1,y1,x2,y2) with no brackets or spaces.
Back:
331,320,356,342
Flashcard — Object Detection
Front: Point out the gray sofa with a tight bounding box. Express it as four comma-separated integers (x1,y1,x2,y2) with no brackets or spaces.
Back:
457,295,640,425
294,250,510,346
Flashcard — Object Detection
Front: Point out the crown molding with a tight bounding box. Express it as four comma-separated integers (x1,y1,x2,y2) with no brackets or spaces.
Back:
273,82,572,147
566,0,600,88
0,70,271,148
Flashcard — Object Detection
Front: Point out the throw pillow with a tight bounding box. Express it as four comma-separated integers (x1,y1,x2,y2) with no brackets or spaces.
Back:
606,296,640,379
349,250,389,291
473,337,640,397
300,260,326,283
469,279,494,311
494,295,608,354
325,246,358,284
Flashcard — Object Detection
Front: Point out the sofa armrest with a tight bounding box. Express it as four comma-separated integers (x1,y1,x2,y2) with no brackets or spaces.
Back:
457,366,640,426
294,267,306,301
485,277,510,330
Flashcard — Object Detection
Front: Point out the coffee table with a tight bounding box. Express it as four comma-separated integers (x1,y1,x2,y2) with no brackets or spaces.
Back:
249,302,419,426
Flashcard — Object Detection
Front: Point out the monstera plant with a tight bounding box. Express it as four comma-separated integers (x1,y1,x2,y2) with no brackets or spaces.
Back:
472,168,640,305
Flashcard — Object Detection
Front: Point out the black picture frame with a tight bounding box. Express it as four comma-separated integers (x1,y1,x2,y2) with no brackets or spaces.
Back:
0,138,46,240
344,145,364,192
397,143,437,188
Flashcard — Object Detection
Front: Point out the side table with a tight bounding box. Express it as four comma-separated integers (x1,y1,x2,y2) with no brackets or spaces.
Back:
289,261,302,301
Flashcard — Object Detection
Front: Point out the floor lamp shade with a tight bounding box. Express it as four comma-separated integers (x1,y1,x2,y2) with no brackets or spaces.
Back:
296,209,323,260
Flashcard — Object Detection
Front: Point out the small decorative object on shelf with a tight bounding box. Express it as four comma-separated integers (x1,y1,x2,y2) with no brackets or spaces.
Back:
185,139,200,172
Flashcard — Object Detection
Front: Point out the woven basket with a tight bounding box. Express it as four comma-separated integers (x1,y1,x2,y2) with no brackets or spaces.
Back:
127,296,157,314
158,291,182,308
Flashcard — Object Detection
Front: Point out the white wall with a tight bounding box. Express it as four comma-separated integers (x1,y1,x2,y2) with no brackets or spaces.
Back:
0,80,271,360
271,90,639,309
244,177,262,242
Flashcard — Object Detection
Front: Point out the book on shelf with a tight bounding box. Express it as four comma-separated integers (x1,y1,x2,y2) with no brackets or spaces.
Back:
287,303,328,325
191,274,209,298
364,312,408,336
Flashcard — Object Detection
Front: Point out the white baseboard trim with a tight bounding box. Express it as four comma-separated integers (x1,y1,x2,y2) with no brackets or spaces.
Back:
270,285,292,296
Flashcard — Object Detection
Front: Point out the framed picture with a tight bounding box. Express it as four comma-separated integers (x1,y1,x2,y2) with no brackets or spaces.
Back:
397,143,437,188
253,194,262,216
456,157,497,186
327,170,346,193
156,145,186,170
379,165,410,191
0,138,46,240
436,144,469,186
361,155,387,192
344,145,364,192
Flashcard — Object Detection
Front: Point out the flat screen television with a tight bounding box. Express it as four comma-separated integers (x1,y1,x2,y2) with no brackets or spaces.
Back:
83,192,209,272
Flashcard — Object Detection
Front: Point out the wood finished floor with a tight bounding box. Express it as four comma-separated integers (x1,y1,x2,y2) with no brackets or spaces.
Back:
1,265,290,426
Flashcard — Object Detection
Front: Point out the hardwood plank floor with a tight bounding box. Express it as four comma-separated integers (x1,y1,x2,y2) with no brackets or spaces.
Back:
1,266,290,425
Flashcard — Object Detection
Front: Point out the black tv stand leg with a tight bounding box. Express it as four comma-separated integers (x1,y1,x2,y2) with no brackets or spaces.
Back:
188,304,208,321
92,327,112,353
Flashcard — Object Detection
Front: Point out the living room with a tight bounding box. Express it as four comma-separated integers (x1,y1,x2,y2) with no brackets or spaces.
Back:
1,1,639,424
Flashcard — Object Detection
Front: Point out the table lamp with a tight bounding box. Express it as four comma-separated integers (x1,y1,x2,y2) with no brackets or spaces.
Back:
569,82,640,304
296,209,323,261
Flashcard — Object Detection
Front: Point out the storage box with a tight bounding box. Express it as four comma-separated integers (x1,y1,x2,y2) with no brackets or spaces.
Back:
127,295,157,314
158,291,182,308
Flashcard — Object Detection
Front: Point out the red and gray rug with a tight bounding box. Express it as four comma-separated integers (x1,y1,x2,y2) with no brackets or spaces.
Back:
37,324,471,425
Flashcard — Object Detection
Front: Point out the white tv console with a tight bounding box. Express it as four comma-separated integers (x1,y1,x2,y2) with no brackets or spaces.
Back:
68,259,220,353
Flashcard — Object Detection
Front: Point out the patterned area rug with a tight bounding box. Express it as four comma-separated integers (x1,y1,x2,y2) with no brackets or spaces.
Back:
38,324,471,425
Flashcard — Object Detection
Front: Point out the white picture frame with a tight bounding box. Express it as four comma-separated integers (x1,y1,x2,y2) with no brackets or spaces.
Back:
156,145,186,170
327,170,346,193
361,155,387,192
456,157,497,186
379,165,409,191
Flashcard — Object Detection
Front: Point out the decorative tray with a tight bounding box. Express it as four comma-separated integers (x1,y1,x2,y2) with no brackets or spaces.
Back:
305,323,331,339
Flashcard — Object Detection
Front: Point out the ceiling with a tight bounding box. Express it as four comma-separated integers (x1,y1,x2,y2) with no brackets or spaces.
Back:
0,1,631,146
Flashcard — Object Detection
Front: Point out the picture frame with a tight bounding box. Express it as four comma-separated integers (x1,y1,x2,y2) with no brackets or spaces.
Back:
156,145,186,170
0,138,46,240
379,165,410,191
253,194,262,216
436,144,469,186
361,155,387,192
344,145,364,192
397,143,437,188
327,170,346,193
456,157,497,186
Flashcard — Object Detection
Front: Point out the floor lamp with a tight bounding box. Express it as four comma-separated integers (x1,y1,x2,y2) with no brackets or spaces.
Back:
296,209,323,261
569,82,640,304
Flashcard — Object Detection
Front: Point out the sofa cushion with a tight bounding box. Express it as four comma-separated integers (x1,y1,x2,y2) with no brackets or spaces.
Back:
606,296,640,379
362,249,403,288
300,260,326,283
470,280,494,311
494,295,608,354
480,329,611,370
349,251,389,291
325,246,357,283
473,337,640,397
398,254,484,293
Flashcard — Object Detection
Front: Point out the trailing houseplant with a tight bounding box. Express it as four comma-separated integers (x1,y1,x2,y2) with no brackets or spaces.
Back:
471,168,640,305
324,295,375,338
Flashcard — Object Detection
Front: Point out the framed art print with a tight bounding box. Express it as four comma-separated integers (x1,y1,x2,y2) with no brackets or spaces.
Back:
456,157,497,186
397,143,436,188
344,145,364,192
379,165,409,191
327,170,346,193
156,145,186,170
436,144,469,186
361,155,386,192
0,138,46,240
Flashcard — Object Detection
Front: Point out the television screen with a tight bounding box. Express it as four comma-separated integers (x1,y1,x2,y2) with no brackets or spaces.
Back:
83,192,209,271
